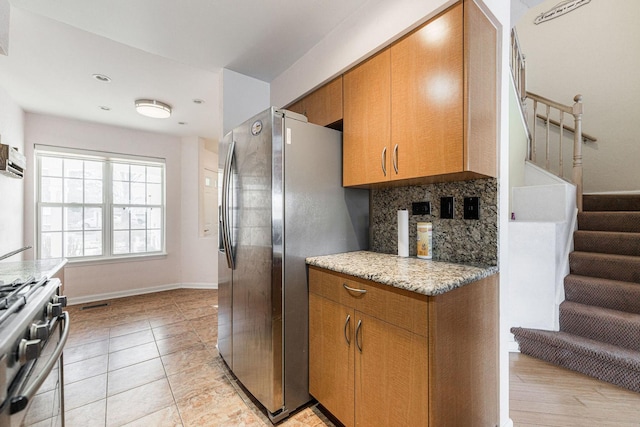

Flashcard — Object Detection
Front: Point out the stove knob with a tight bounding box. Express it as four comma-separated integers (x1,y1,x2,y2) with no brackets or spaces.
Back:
18,339,41,365
30,322,49,341
47,302,63,319
53,295,68,307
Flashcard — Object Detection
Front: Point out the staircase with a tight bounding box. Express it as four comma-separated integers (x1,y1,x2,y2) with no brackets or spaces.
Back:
512,194,640,392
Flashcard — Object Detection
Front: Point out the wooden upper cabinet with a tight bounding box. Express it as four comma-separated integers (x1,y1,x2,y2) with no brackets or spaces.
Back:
463,0,497,177
287,99,305,116
342,0,497,187
287,77,343,127
391,2,464,180
343,50,391,187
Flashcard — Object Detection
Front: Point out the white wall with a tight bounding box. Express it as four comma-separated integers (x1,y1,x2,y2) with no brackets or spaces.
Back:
0,86,26,260
508,221,559,335
270,1,512,425
180,136,217,287
509,79,528,215
222,68,270,135
516,0,640,193
508,164,577,350
23,113,183,301
0,0,9,56
271,0,452,108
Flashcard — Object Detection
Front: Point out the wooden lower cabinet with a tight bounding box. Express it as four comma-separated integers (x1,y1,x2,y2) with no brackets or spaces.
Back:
309,268,428,426
308,266,498,427
355,313,428,427
309,293,355,427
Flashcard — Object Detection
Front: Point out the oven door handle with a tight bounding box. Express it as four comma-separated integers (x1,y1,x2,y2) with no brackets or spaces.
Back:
9,311,70,415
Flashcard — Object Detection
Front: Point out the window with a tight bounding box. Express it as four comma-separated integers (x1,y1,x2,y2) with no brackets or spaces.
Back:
36,147,165,261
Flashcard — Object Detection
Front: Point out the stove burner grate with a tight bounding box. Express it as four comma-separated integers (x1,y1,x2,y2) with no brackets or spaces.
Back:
0,276,49,325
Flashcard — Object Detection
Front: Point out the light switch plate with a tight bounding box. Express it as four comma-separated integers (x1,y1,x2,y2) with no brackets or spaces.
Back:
463,197,480,220
412,201,431,215
440,197,454,219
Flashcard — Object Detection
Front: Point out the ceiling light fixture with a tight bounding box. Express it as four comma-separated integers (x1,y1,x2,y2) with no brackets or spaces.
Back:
92,74,112,83
134,99,172,118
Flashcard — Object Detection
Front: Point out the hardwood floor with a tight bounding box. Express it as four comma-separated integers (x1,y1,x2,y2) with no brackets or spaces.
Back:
510,352,640,426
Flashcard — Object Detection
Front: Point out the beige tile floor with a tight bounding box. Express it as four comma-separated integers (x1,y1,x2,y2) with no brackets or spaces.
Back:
48,288,335,427
28,287,639,426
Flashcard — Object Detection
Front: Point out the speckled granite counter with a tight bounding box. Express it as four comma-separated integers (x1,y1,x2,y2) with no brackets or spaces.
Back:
0,258,67,284
306,251,498,296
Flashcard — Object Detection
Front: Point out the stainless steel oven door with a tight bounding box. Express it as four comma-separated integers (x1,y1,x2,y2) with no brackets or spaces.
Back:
8,311,69,427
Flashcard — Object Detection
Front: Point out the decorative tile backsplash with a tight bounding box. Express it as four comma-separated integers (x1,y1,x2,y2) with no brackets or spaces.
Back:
370,178,498,266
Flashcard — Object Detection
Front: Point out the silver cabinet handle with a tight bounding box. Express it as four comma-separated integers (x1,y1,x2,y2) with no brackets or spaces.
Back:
355,319,363,353
343,314,351,345
343,283,367,294
381,147,387,176
393,144,399,174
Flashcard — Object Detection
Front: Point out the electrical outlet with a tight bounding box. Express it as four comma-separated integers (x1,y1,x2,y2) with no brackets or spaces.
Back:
463,197,480,220
412,201,431,215
440,197,454,219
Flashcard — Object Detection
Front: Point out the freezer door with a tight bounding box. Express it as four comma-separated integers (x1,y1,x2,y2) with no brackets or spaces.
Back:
282,111,369,413
231,108,284,414
217,131,234,366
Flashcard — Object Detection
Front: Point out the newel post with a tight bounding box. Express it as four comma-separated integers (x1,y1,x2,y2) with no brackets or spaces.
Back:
572,94,584,212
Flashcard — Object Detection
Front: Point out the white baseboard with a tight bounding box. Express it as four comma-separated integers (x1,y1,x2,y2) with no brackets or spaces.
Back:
181,282,218,289
67,282,217,306
584,190,640,195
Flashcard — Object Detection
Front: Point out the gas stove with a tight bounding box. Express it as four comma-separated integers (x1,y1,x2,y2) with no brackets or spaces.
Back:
0,275,68,426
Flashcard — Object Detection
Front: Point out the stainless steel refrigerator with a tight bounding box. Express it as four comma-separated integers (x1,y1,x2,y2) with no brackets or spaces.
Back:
218,107,369,422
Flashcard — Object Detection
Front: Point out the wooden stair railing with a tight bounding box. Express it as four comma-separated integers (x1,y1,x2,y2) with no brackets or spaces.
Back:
510,28,589,212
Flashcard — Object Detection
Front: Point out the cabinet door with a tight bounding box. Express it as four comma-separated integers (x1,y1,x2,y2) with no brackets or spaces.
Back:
355,313,428,427
288,77,343,127
287,99,305,116
343,49,391,186
309,293,355,427
304,77,343,127
391,3,464,180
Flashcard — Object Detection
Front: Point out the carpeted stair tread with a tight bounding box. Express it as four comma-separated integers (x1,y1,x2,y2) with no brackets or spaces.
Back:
559,301,640,352
511,327,640,392
583,194,640,212
569,251,640,284
518,196,640,392
564,274,640,314
577,211,640,233
573,230,640,257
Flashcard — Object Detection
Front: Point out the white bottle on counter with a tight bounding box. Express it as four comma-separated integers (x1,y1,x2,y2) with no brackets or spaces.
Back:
417,222,432,259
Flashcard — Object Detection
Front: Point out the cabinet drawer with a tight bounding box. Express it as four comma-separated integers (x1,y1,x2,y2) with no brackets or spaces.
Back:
309,266,428,336
309,266,364,308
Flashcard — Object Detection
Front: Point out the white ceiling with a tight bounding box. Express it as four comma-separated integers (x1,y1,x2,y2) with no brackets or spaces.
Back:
0,0,370,140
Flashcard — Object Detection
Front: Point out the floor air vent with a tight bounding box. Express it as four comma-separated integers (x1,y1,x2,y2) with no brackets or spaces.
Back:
81,303,110,310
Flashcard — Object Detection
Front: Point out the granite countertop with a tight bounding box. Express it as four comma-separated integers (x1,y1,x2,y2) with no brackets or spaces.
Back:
0,258,67,284
306,251,498,296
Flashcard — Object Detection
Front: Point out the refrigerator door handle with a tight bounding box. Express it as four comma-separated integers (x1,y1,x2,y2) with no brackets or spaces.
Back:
221,139,236,270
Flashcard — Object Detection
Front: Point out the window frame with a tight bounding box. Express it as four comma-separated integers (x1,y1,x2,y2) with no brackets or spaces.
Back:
35,145,167,263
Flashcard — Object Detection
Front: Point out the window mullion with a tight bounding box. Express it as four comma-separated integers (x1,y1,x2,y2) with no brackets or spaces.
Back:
105,160,112,257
